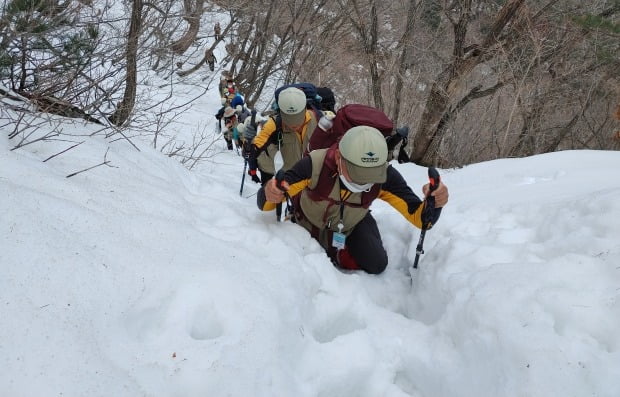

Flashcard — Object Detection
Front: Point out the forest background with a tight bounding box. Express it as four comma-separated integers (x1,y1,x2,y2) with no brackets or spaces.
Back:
1,0,619,167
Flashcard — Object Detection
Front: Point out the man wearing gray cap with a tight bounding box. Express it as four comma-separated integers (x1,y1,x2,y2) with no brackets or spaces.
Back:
248,87,318,184
257,126,449,274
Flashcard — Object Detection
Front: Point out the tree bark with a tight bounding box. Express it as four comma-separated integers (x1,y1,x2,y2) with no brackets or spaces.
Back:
343,0,384,108
368,1,383,109
170,0,206,55
109,0,143,127
411,0,526,166
392,0,418,128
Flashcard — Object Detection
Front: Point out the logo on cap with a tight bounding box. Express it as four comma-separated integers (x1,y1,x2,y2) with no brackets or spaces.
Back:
361,151,380,163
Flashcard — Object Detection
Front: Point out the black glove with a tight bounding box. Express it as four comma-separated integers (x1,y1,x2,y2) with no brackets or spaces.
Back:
248,169,260,183
397,139,410,164
248,143,258,160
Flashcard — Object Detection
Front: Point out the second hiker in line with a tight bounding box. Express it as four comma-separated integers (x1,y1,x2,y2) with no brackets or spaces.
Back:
248,87,318,184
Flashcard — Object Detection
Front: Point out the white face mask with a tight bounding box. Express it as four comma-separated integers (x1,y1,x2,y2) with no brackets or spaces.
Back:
338,156,374,193
339,175,373,193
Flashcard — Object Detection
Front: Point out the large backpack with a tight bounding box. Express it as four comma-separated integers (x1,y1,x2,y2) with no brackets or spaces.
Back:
308,104,394,152
274,82,321,110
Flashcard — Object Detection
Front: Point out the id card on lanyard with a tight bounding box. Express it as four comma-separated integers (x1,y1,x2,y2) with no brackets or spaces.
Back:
332,185,350,250
332,221,346,250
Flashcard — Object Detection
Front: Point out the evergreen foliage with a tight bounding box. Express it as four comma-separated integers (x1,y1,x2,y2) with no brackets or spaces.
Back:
420,0,441,30
571,13,620,63
572,14,620,34
0,0,99,94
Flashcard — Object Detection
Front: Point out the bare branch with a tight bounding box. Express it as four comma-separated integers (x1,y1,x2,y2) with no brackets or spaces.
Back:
66,148,117,178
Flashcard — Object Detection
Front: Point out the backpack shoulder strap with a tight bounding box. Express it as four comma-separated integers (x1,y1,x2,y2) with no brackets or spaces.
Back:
311,105,324,120
265,114,282,146
307,149,330,190
303,110,319,155
250,109,257,128
275,114,282,131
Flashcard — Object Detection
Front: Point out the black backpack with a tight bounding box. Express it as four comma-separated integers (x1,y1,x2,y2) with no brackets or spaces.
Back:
274,83,321,110
316,87,335,112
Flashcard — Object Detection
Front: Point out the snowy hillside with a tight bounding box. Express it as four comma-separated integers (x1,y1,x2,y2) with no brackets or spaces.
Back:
2,105,619,396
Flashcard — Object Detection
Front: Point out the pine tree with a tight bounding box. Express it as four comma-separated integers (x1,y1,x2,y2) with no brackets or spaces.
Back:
0,0,99,96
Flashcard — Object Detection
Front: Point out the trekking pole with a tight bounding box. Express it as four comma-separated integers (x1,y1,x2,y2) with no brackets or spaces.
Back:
275,169,294,222
276,203,282,222
239,157,248,196
413,167,441,269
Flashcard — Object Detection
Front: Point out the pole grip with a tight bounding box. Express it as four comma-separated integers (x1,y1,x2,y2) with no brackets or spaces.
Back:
424,167,440,219
428,167,441,192
275,169,288,192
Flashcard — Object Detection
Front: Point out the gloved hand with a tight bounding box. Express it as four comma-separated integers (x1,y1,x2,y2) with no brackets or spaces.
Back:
248,169,260,183
318,110,336,131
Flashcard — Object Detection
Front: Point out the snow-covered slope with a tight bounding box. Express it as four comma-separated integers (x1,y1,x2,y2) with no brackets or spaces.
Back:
2,107,619,396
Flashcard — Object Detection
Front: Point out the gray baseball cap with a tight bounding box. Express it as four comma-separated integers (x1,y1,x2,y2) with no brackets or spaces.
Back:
338,126,388,184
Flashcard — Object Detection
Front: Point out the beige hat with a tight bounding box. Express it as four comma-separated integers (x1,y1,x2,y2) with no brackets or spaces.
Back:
338,126,388,184
277,87,306,126
236,123,245,135
223,106,235,118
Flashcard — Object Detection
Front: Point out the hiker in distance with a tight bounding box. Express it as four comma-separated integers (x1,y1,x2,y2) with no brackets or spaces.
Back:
220,106,241,151
257,126,449,274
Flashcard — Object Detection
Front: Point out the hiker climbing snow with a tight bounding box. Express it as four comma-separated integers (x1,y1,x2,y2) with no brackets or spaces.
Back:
257,126,449,274
247,86,318,184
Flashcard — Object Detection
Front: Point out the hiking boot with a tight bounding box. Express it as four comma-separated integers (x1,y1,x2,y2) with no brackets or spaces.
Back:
336,248,360,270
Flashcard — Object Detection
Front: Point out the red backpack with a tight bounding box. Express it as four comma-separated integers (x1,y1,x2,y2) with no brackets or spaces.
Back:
308,104,394,151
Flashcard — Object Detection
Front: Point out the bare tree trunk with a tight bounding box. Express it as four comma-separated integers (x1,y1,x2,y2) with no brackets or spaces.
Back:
170,0,206,55
392,0,418,128
341,0,384,108
368,1,382,109
411,0,526,166
109,0,143,127
510,93,543,157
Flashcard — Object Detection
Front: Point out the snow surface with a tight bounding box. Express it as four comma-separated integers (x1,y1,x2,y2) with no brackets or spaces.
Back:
2,46,620,397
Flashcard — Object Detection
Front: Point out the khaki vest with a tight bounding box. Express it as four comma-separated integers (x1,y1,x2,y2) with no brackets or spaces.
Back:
257,144,278,174
299,150,371,236
279,111,317,171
